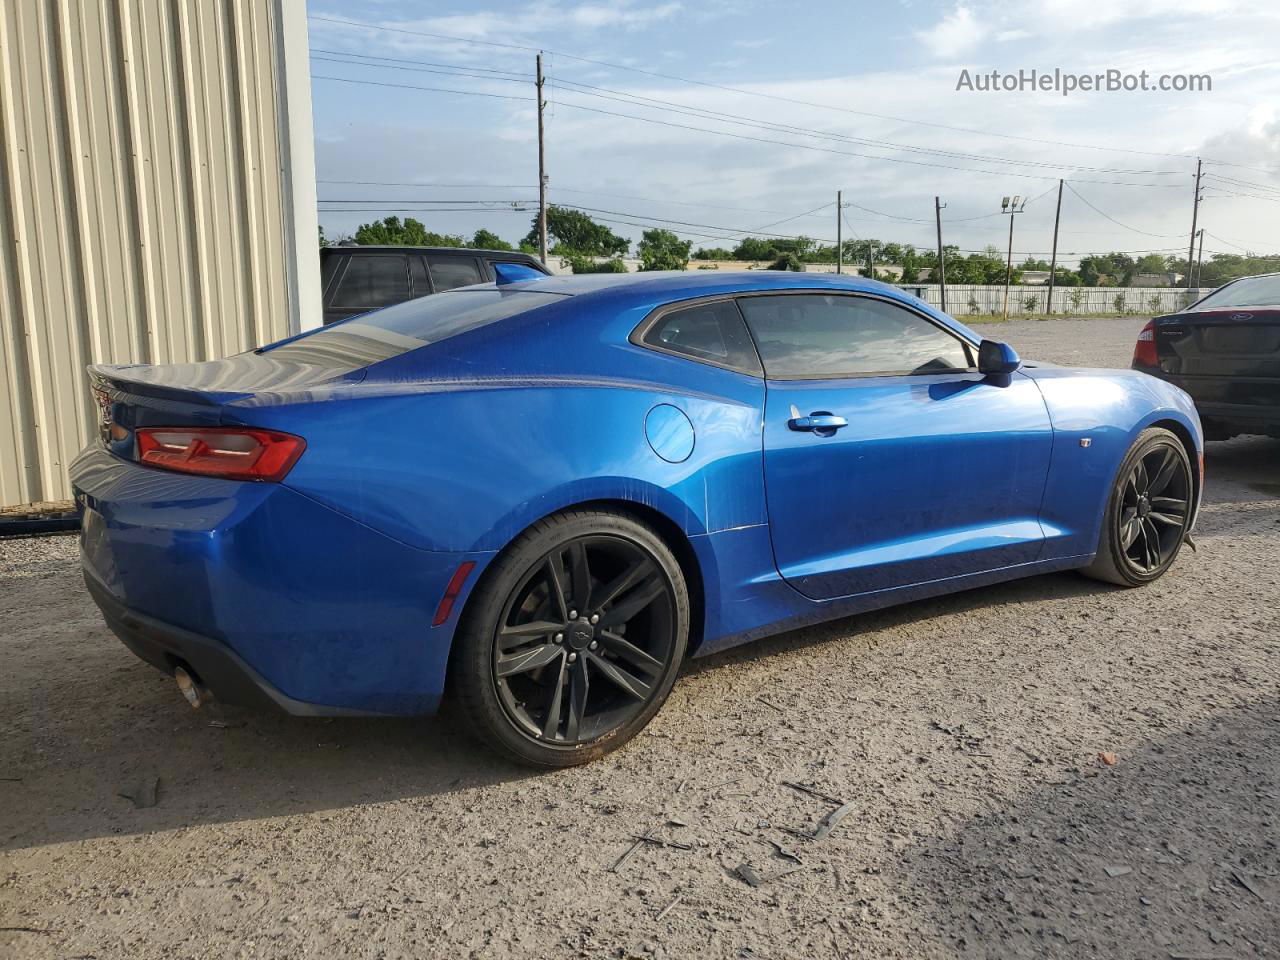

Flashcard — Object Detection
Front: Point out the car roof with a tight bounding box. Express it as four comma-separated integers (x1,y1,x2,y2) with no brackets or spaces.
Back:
485,268,923,304
443,269,983,345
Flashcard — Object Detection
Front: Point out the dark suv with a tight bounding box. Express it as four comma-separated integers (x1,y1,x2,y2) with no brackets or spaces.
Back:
320,245,550,324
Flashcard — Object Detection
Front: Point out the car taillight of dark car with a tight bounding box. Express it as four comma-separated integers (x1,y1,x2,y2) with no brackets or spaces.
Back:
1133,320,1158,368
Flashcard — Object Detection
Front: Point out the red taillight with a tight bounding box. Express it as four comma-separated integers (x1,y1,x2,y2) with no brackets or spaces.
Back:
135,427,305,482
1133,320,1159,368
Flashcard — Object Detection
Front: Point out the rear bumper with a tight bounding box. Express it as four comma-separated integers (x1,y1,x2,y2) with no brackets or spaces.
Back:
85,568,379,716
1132,365,1280,436
71,445,490,716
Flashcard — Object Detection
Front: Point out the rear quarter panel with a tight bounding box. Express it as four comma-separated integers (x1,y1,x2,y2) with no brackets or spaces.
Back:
1021,366,1203,559
232,354,767,554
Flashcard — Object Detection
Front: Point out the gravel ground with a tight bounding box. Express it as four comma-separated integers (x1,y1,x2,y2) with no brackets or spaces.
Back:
2,315,1278,960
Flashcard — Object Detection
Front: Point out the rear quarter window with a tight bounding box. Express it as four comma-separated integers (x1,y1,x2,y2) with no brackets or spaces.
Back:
262,290,567,369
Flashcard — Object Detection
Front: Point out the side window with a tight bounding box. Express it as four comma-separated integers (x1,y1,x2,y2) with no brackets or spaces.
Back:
331,255,410,311
639,300,762,374
320,253,344,299
736,294,972,378
409,256,430,297
426,256,483,292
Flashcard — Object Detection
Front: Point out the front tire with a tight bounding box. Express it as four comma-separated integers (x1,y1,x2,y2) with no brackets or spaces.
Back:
450,509,689,767
1082,427,1193,587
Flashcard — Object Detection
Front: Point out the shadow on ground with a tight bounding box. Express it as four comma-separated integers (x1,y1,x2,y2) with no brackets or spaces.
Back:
887,695,1280,959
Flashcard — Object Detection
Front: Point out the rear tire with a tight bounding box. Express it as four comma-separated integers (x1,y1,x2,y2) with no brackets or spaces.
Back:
450,509,688,767
1082,427,1193,587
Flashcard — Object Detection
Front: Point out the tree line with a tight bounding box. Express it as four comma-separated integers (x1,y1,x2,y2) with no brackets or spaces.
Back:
324,210,1277,286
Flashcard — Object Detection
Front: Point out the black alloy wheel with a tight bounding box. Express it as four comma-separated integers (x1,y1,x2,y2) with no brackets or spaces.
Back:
494,534,676,744
1117,443,1192,575
451,510,688,767
1083,427,1194,586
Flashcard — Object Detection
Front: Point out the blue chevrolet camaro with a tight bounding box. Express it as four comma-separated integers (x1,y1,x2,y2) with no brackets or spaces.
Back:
73,270,1202,765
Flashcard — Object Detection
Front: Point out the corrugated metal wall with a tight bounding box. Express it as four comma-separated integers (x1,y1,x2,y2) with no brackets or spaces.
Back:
0,0,312,507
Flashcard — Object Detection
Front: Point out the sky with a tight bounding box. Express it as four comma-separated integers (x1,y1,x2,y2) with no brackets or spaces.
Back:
307,0,1280,267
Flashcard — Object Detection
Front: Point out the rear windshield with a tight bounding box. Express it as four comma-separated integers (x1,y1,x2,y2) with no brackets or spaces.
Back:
1190,275,1280,311
260,290,565,368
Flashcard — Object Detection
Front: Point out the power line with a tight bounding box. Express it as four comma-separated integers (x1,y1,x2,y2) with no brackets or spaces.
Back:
318,179,536,188
311,62,1187,189
310,47,528,79
311,74,534,102
317,207,535,213
546,76,1185,179
1202,172,1280,194
312,48,1187,185
1203,231,1279,253
318,197,536,202
1202,159,1280,178
1063,182,1185,238
309,54,529,85
306,14,1208,163
545,97,1186,187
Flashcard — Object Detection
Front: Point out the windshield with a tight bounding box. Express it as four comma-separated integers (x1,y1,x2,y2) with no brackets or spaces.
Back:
259,290,566,369
1190,275,1280,311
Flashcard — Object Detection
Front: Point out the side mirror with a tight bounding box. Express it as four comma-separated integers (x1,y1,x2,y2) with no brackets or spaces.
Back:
978,339,1021,376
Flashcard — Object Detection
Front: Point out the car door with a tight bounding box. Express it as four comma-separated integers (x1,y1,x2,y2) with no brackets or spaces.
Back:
738,292,1053,601
324,253,411,324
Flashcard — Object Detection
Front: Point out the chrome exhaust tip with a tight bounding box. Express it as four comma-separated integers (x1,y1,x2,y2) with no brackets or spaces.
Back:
173,666,207,709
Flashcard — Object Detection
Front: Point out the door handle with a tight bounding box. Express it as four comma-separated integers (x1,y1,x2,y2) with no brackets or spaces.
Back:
788,411,848,432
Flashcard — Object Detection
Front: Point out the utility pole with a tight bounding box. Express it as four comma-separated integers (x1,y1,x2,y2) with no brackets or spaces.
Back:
934,197,947,312
536,52,548,265
836,190,843,274
1000,195,1026,322
1194,228,1205,289
1046,179,1063,314
1185,157,1202,290
867,241,877,281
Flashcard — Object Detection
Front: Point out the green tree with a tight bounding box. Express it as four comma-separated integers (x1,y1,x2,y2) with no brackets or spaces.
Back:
768,252,803,271
637,229,692,271
353,216,464,247
900,248,920,283
319,225,329,248
1134,253,1168,276
471,228,513,251
524,206,629,257
733,236,779,261
693,246,734,260
563,255,628,274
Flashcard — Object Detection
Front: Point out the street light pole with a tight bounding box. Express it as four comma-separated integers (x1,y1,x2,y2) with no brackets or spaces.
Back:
1000,195,1026,322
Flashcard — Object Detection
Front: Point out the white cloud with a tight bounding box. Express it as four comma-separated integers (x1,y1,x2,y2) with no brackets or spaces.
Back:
913,5,987,58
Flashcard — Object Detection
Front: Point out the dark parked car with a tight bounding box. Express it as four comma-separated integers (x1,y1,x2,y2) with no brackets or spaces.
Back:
320,245,550,324
1133,273,1280,439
